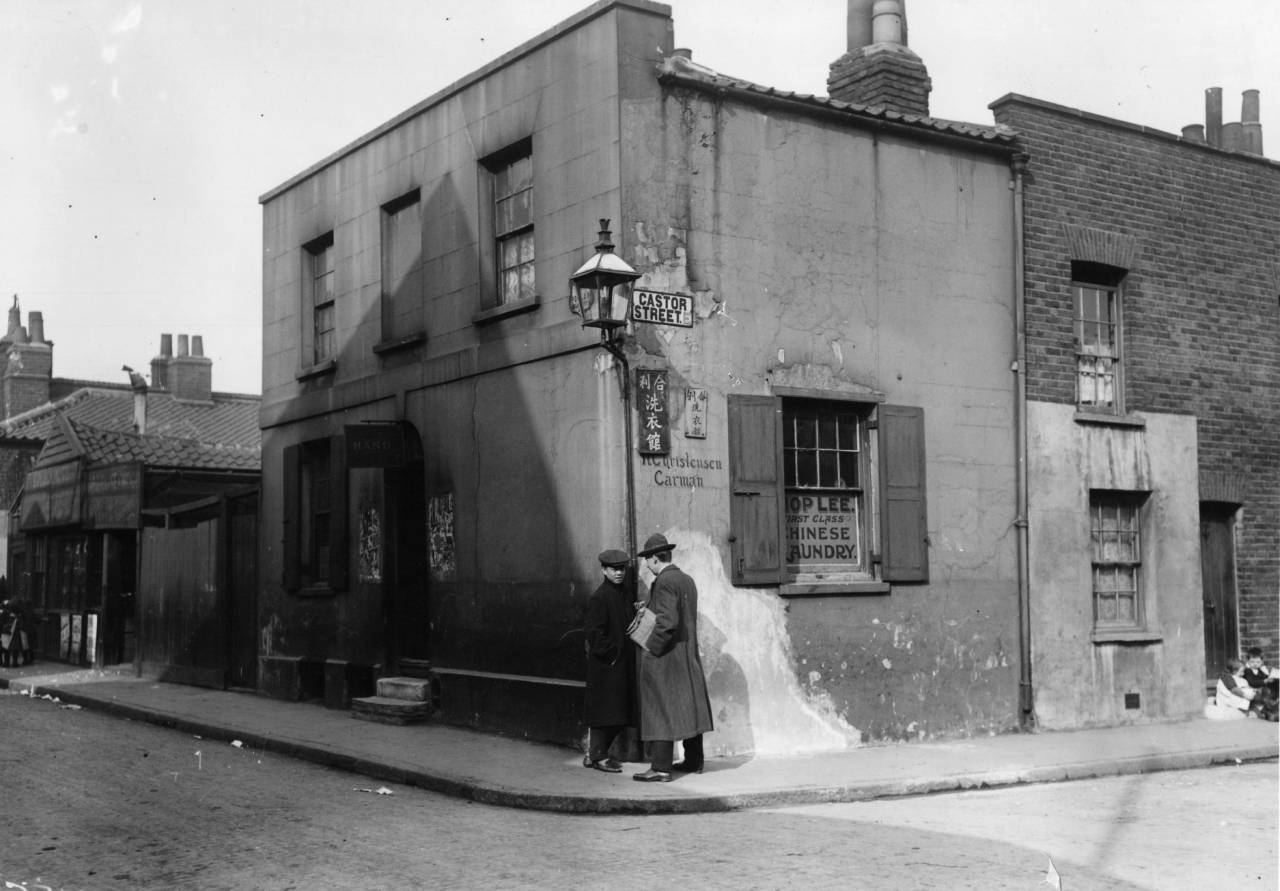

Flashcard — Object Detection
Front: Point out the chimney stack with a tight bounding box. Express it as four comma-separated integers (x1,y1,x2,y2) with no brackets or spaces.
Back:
0,298,52,418
828,0,932,117
167,332,213,402
151,333,173,391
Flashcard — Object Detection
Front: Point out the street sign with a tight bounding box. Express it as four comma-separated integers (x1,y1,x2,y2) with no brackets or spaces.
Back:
632,289,693,327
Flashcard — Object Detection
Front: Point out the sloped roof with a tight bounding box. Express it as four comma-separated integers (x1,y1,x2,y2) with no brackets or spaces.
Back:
656,54,1017,149
39,416,260,473
0,385,260,450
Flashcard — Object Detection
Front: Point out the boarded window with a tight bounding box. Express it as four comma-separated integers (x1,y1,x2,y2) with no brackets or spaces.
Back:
381,188,425,343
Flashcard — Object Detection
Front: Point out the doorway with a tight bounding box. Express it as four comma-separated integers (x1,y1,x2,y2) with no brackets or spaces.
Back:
384,449,429,674
1200,502,1239,682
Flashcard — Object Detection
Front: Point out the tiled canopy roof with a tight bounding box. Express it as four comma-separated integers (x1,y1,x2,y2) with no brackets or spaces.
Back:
0,386,260,450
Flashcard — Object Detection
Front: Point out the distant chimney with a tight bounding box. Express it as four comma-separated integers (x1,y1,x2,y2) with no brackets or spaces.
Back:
167,332,213,402
124,365,148,434
1,299,52,419
1241,89,1264,155
1205,87,1223,147
1222,121,1243,152
828,0,931,117
151,333,173,391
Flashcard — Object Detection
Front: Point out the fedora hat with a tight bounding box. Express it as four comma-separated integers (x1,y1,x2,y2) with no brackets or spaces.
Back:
637,532,676,557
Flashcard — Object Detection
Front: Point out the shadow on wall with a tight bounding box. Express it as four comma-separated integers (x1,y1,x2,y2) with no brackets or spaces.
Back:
665,529,862,756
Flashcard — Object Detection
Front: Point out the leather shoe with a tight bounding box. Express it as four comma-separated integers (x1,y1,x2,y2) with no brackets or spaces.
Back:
671,761,703,774
632,768,672,783
583,755,622,773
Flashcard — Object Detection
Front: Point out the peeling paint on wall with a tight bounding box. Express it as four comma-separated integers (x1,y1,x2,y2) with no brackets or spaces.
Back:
649,528,862,755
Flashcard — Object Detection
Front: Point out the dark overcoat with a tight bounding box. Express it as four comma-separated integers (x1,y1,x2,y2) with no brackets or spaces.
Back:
583,577,636,727
637,563,714,741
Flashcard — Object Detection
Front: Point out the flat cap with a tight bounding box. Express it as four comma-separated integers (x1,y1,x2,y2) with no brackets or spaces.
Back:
598,549,629,567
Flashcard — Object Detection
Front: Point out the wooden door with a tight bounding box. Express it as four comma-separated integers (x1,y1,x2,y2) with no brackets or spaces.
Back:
1200,503,1239,681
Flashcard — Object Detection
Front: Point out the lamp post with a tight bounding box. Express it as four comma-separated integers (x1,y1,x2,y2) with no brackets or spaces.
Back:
570,219,642,580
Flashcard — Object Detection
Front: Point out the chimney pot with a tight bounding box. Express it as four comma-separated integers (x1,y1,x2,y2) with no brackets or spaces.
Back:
1242,89,1260,123
160,333,173,357
871,0,904,44
177,334,189,358
1205,86,1223,147
671,47,691,60
192,335,204,357
1181,124,1205,143
27,312,44,344
1222,120,1243,152
846,0,875,50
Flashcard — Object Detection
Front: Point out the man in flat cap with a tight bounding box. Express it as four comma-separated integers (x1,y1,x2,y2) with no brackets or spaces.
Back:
632,533,713,782
582,548,637,772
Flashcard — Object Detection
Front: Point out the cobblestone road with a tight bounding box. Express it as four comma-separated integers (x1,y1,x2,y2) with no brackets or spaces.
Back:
1,690,1270,890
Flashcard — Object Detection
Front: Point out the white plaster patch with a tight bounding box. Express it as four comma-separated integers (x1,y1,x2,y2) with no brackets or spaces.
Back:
881,658,893,670
659,528,862,755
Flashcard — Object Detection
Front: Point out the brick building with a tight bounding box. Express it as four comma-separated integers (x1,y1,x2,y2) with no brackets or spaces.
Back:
991,92,1280,728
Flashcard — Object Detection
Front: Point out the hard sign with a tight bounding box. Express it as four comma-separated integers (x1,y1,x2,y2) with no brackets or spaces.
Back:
632,289,693,327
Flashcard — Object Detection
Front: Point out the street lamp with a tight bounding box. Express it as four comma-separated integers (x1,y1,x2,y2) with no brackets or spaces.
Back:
570,218,641,586
570,219,641,341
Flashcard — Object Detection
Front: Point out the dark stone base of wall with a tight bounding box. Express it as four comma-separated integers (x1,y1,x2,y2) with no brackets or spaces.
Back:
432,670,586,748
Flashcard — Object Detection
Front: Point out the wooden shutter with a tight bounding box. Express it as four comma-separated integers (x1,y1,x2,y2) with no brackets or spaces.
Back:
282,444,300,590
328,431,349,591
727,395,786,585
878,405,929,582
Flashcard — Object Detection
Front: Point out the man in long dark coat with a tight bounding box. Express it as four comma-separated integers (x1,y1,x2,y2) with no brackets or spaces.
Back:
582,548,636,772
632,533,713,782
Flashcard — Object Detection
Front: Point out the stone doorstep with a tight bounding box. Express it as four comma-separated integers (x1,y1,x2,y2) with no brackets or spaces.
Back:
351,695,433,726
376,676,433,701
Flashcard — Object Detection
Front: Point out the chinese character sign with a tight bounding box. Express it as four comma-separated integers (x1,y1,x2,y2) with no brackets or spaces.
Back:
684,387,707,438
636,369,670,455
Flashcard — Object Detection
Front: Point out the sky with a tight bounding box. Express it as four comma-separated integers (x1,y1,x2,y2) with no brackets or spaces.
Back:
2,0,1275,396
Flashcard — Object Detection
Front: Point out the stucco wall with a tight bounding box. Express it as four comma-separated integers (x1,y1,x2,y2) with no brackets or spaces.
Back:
1027,401,1205,728
619,83,1022,744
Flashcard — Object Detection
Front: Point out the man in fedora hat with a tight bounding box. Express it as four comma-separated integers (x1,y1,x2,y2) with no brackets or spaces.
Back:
582,548,637,773
631,533,713,782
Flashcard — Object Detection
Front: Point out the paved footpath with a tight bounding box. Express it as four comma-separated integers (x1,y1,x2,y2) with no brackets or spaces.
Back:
2,663,1275,815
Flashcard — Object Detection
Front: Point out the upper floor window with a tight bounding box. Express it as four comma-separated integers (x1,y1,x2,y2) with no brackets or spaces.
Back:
380,189,425,345
1073,261,1126,413
1089,491,1147,630
304,232,336,366
478,140,535,313
728,395,928,588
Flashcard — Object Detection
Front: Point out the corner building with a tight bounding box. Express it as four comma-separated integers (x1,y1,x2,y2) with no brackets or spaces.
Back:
259,0,1024,749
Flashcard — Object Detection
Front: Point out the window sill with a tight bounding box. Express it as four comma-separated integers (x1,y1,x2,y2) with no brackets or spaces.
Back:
472,295,540,325
1074,411,1146,428
780,580,890,598
1091,629,1163,645
294,585,338,599
373,331,427,355
296,359,337,382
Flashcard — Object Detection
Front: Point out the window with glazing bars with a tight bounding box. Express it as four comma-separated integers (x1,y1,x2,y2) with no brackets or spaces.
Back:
493,152,534,305
307,234,336,364
1090,493,1144,628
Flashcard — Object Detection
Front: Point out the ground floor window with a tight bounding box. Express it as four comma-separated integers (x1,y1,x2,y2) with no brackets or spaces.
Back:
1090,491,1146,629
